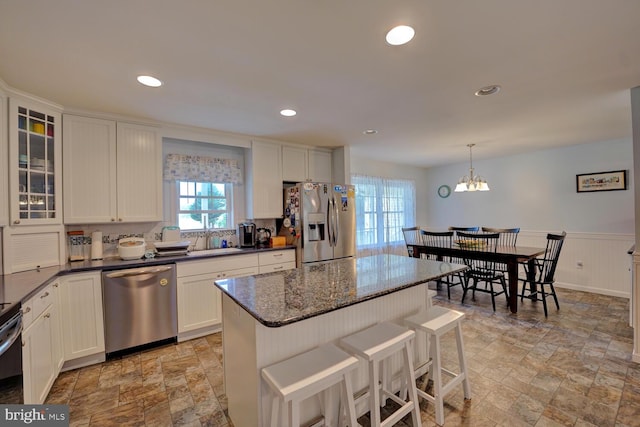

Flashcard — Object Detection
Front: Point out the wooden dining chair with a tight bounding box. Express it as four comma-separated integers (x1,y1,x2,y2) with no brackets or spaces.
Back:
402,226,422,258
481,227,520,277
448,226,479,236
420,230,464,299
519,231,566,316
448,226,480,275
457,231,508,311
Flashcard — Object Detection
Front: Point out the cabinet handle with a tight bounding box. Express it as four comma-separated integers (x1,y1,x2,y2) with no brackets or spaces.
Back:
53,283,59,288
13,220,20,225
22,307,31,314
118,218,123,222
274,253,283,258
111,218,116,222
40,292,50,299
273,266,283,270
44,313,51,318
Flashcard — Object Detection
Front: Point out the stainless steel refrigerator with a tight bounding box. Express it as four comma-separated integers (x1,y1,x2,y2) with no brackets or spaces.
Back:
282,182,356,266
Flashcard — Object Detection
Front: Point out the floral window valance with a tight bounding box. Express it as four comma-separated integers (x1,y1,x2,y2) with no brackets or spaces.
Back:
164,154,243,184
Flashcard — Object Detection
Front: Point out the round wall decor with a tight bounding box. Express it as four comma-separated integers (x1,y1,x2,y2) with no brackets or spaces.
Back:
437,184,451,198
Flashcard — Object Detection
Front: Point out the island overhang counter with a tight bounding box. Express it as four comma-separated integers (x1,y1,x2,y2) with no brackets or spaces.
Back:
214,254,466,427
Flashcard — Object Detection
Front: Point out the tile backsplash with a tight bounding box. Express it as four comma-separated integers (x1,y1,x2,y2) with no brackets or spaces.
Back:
65,219,277,259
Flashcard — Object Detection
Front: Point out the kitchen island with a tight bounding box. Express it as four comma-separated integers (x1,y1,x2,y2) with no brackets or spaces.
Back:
215,254,467,427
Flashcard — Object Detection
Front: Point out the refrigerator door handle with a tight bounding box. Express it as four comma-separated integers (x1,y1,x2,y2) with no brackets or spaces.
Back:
332,196,339,246
327,197,334,247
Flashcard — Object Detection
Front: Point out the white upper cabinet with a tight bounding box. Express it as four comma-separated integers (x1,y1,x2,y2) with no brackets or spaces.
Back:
8,96,62,226
308,149,332,183
0,89,7,226
63,115,117,223
115,122,163,222
282,145,308,182
282,145,332,183
245,140,283,219
63,115,162,223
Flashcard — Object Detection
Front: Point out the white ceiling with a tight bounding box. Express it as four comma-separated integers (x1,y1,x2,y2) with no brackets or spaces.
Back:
1,0,639,167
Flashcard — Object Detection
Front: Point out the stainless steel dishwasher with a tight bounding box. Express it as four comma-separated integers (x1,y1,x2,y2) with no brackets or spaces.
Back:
102,264,177,355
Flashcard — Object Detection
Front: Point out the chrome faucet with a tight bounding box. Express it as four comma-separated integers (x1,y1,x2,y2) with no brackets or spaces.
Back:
204,222,213,250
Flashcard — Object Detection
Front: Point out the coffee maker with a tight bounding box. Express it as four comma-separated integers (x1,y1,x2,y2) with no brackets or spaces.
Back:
237,222,257,247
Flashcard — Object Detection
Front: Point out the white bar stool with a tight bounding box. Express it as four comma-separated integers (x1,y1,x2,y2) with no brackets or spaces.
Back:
404,306,471,426
261,343,360,427
339,322,422,427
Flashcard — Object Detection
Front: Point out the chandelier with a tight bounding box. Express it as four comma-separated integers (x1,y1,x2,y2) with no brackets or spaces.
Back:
454,144,490,192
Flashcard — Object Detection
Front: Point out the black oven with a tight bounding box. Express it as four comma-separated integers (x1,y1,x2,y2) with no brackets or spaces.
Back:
0,303,23,382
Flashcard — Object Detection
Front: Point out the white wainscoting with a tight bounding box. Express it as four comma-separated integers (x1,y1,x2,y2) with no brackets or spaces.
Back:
517,231,634,299
358,230,632,298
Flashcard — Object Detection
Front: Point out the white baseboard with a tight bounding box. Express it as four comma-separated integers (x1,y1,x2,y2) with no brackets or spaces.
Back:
178,324,222,342
555,282,630,299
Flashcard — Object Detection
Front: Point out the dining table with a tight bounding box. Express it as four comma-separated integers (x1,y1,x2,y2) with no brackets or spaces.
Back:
407,243,546,313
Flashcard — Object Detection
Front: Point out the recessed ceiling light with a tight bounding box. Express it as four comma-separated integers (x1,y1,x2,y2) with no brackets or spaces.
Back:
137,75,162,87
280,109,297,117
475,85,501,96
386,25,415,46
363,129,378,135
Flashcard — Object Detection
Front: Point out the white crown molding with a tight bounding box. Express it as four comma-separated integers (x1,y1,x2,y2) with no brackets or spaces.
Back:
4,85,63,111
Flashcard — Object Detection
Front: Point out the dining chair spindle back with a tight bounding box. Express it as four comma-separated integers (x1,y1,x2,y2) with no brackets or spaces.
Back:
481,227,520,277
421,230,464,299
402,226,422,258
448,226,479,236
519,231,567,316
457,231,509,311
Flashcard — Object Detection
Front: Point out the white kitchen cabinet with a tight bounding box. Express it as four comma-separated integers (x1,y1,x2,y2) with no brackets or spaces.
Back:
63,115,162,224
21,283,59,404
63,115,116,223
22,308,54,404
177,254,259,341
308,149,332,183
3,94,65,273
116,122,163,222
282,145,332,183
1,224,65,274
258,249,296,273
8,96,62,226
50,281,64,373
58,272,105,370
0,88,7,227
282,145,308,182
245,140,283,219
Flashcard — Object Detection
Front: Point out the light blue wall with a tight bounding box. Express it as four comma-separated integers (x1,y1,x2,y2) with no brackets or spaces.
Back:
424,139,634,233
353,139,634,234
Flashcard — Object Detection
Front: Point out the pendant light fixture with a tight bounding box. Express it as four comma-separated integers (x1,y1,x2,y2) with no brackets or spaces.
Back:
454,144,490,192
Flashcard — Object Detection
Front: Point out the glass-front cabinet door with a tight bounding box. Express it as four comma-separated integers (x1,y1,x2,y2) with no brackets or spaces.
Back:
9,97,62,225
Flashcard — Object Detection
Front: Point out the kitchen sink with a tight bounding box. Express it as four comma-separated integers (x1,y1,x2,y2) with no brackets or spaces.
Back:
188,247,243,256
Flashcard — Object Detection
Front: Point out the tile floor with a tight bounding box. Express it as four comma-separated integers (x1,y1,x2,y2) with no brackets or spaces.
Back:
34,284,640,426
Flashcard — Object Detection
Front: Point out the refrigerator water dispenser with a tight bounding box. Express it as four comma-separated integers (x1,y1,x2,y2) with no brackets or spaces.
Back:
307,213,325,241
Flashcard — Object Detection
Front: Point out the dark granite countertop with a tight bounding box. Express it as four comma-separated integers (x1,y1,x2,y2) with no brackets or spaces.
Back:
0,246,295,318
214,254,467,327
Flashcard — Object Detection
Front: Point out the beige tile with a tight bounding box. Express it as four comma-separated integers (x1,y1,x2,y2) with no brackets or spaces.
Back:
88,400,145,426
120,380,166,404
68,385,120,419
143,400,173,427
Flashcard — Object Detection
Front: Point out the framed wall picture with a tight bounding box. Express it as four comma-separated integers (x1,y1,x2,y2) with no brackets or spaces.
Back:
576,170,627,193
